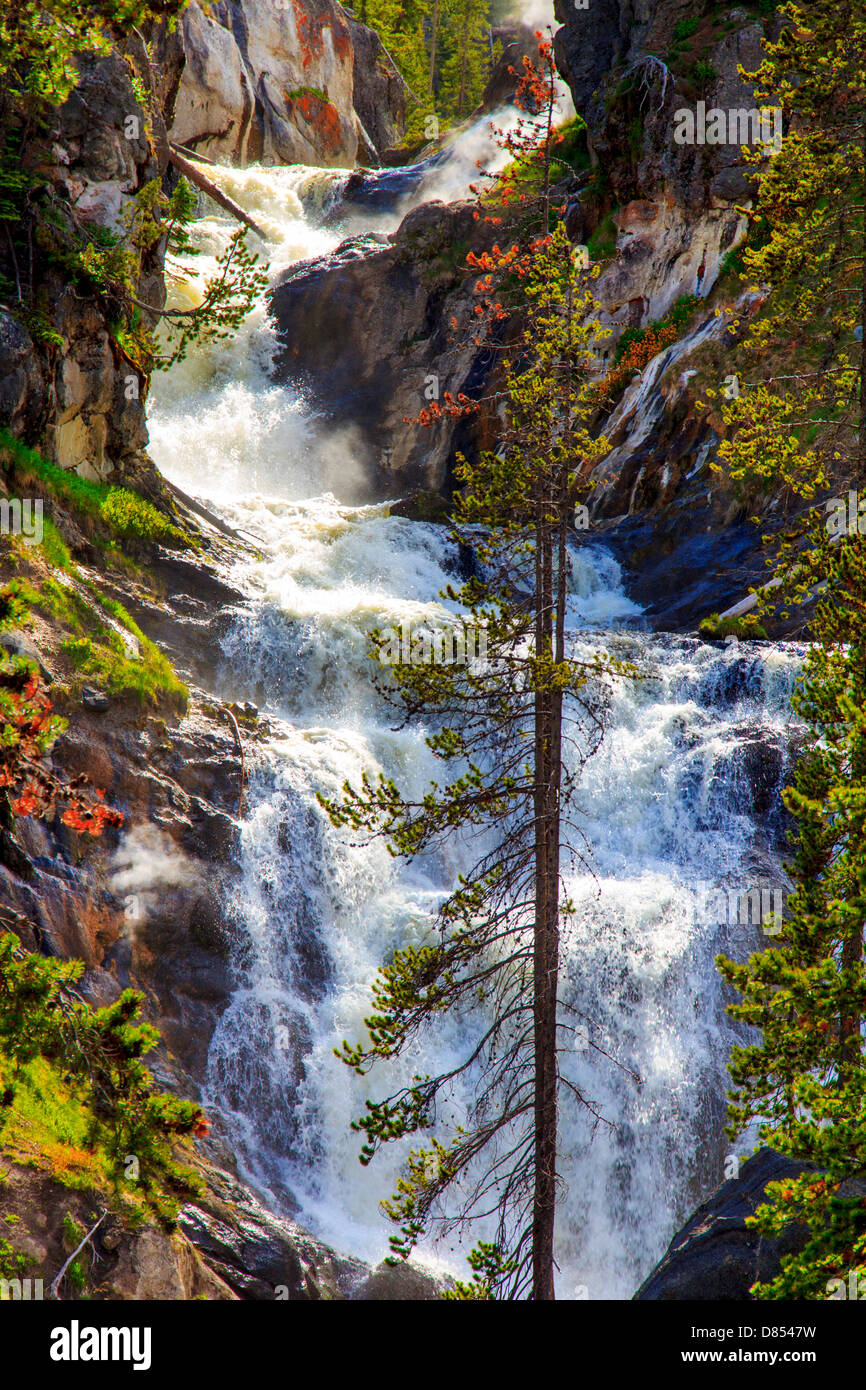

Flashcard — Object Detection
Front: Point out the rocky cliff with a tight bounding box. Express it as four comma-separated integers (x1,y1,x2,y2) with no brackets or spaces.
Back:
0,0,826,1302
155,0,405,168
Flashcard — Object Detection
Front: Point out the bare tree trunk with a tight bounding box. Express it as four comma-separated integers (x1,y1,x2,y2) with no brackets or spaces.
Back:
168,146,267,240
531,457,561,1299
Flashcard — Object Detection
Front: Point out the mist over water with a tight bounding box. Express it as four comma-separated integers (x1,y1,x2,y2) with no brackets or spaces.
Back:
147,134,801,1297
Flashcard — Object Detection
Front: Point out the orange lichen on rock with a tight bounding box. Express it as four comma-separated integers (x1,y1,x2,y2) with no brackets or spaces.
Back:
291,0,351,70
287,90,344,154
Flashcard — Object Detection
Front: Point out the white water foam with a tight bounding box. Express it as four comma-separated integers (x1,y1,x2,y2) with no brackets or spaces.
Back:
148,144,802,1297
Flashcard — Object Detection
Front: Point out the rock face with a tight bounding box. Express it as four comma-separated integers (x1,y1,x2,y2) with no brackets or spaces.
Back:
635,1150,810,1300
269,199,495,496
554,0,652,114
0,1156,445,1301
0,53,161,487
347,18,407,158
0,539,249,1103
1,1163,236,1301
478,24,544,113
161,0,363,168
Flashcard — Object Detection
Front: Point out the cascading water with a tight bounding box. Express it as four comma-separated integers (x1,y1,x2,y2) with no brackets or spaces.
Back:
147,143,803,1298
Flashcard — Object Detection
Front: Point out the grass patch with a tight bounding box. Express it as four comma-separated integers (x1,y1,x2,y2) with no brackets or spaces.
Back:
0,1056,109,1193
0,428,194,551
284,85,328,103
3,577,188,712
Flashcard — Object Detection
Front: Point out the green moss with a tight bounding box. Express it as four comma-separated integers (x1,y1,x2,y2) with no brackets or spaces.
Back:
284,85,328,103
587,212,618,261
673,17,700,42
699,611,768,640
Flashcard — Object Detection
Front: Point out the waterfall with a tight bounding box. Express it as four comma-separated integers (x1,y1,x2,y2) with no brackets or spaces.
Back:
147,145,803,1298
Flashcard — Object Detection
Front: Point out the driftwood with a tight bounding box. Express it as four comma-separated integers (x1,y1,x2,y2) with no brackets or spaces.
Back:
168,145,267,240
170,142,222,168
220,705,246,817
48,1212,107,1299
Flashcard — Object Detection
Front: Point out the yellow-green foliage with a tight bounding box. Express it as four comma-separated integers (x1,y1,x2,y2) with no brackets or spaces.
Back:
699,611,768,641
0,428,194,550
0,1055,112,1194
5,576,189,712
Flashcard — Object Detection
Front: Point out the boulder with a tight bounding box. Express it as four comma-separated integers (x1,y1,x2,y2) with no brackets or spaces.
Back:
269,199,492,497
179,1168,368,1299
635,1149,810,1300
352,1260,450,1301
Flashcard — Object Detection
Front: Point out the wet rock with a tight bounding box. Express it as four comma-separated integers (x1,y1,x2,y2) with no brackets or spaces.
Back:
389,491,450,523
635,1149,810,1300
352,1260,451,1301
180,1169,368,1300
269,198,495,496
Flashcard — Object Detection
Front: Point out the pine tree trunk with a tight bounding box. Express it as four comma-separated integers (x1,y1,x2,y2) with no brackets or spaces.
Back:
860,117,866,477
428,0,440,97
531,485,561,1300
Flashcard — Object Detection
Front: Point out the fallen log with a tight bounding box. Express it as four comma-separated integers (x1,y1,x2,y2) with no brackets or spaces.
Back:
168,145,267,241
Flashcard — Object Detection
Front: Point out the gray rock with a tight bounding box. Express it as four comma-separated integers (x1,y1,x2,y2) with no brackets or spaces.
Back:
180,1170,369,1300
351,1260,450,1301
348,19,406,157
554,0,648,116
159,0,359,168
82,686,110,712
635,1149,811,1300
0,313,46,438
710,165,759,204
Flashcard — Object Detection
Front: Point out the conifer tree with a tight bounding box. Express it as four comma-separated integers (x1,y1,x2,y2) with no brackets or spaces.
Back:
439,0,491,121
321,42,622,1299
713,0,866,1298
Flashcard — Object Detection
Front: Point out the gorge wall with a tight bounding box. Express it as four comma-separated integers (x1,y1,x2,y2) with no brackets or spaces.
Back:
0,0,811,1301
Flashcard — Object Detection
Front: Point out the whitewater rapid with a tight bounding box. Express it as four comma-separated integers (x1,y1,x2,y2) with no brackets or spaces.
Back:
147,150,802,1298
